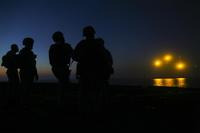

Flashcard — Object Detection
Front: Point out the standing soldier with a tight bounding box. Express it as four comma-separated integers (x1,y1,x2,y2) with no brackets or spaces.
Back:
1,44,20,102
49,31,73,103
18,37,38,107
73,26,114,115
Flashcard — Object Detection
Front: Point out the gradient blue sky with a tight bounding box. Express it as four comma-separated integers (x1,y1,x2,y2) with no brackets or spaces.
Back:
0,0,200,83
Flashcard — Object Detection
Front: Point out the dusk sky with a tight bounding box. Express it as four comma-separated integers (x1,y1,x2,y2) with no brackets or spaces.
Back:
0,0,200,84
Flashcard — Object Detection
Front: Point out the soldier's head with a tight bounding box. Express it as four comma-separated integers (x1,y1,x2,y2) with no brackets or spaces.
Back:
52,31,65,43
11,44,19,53
83,26,96,39
23,37,34,50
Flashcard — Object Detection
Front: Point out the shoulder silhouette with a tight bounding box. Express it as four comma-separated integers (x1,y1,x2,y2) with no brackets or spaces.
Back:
49,31,73,68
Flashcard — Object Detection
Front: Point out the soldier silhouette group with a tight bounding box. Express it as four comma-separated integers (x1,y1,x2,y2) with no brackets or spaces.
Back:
1,26,114,113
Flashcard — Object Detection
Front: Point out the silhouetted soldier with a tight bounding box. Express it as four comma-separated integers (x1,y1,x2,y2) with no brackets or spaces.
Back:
1,44,19,102
95,38,114,108
73,26,114,115
18,37,38,106
49,31,73,103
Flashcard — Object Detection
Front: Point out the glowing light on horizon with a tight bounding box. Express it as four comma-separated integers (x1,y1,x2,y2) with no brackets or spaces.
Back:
153,78,164,86
163,54,173,62
164,78,174,87
176,62,186,70
176,78,186,88
153,54,187,72
154,59,162,67
153,78,186,88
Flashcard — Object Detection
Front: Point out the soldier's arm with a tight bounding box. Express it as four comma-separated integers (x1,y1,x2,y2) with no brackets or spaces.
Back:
48,45,54,66
72,41,82,62
34,65,39,81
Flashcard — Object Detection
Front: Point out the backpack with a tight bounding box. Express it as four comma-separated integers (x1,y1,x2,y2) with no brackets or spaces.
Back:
74,39,114,79
1,54,9,68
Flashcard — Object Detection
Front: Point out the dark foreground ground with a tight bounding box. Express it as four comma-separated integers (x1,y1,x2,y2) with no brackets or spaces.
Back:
0,82,200,132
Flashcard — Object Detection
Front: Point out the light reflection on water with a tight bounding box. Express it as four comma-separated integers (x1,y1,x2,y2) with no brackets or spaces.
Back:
153,78,186,88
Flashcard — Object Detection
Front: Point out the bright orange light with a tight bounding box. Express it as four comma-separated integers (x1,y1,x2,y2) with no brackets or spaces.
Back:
164,54,172,62
176,78,186,88
153,78,164,86
164,78,174,87
154,59,162,67
176,62,186,70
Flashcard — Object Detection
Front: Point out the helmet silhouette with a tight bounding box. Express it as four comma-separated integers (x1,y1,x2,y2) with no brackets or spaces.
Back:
23,37,34,46
11,44,19,52
52,31,65,43
83,26,96,37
